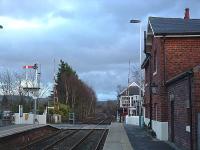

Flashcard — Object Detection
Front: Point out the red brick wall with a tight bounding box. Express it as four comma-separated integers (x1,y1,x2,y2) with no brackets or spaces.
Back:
0,126,57,149
145,37,168,122
147,37,200,122
167,77,190,150
166,70,200,150
144,37,200,138
165,38,200,80
192,69,200,150
144,35,200,149
144,53,150,119
164,38,200,149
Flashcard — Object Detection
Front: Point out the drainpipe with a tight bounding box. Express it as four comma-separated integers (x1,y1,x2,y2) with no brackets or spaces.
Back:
149,54,152,129
188,72,193,150
162,37,166,83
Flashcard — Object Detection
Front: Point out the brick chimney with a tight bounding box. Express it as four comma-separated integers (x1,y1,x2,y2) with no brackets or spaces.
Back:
184,8,190,20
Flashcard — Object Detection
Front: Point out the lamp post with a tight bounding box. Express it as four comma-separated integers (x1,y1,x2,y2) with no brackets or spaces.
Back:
130,19,143,127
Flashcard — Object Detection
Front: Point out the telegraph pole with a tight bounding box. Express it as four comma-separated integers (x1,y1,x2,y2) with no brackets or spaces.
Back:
53,59,59,111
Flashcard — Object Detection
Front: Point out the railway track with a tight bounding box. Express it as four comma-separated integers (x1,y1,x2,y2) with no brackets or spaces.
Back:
21,118,111,150
82,115,114,125
71,129,108,150
20,129,75,150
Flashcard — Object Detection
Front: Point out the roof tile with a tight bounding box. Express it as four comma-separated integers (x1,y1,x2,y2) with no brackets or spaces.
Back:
149,17,200,35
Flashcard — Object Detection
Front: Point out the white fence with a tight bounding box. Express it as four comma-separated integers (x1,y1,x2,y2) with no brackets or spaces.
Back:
144,117,168,141
14,113,46,124
125,116,139,125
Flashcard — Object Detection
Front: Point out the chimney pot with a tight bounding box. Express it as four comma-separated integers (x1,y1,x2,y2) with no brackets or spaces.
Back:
184,8,190,20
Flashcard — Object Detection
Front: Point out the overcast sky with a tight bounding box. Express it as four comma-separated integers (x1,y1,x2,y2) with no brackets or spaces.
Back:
0,0,199,100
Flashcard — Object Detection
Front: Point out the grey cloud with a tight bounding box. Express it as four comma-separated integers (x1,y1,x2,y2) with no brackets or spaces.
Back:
0,0,200,100
0,0,56,19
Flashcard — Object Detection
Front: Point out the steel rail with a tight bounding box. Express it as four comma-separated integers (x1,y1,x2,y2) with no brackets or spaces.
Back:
40,118,110,150
94,129,108,150
69,119,108,150
69,129,95,150
20,130,63,150
42,129,80,150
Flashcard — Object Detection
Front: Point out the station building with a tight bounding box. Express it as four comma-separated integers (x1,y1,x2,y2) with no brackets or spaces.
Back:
142,8,200,150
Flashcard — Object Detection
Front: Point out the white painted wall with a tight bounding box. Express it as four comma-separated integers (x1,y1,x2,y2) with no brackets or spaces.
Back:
38,114,47,124
125,116,139,125
14,113,47,124
53,114,62,123
144,117,168,141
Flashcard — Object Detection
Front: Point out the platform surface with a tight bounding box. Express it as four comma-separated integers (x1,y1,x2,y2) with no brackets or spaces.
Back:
103,122,133,150
0,124,46,138
50,123,109,129
124,124,177,150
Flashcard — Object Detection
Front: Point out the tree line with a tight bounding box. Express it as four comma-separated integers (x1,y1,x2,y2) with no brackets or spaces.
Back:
54,60,97,120
0,60,97,122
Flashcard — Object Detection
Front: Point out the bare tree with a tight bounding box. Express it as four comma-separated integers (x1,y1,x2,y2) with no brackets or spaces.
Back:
38,83,51,98
116,84,125,96
131,64,145,89
0,70,15,96
0,70,25,111
14,72,25,94
0,69,51,113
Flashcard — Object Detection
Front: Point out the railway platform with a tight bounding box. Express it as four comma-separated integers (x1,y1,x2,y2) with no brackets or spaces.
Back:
124,124,178,150
50,123,109,130
0,124,46,138
103,122,133,150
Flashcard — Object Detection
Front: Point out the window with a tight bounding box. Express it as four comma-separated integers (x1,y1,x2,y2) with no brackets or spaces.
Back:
153,50,157,74
132,100,134,106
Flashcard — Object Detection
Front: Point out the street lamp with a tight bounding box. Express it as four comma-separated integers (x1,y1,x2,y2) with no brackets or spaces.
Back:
130,19,143,127
130,20,141,23
0,25,3,29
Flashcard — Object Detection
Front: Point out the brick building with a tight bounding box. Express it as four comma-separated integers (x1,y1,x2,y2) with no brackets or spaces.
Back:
142,8,200,150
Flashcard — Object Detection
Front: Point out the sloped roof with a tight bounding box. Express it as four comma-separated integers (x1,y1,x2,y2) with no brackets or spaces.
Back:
129,82,139,87
120,86,139,96
149,17,200,36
